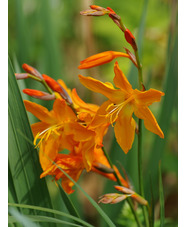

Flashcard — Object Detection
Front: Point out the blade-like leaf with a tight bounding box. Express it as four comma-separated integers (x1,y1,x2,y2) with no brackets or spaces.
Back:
8,203,93,227
8,58,53,215
9,215,84,227
9,207,39,227
159,162,165,227
57,182,80,218
149,175,154,227
145,33,178,196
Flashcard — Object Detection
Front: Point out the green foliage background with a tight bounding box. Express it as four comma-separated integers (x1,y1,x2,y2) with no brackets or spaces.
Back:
8,0,178,226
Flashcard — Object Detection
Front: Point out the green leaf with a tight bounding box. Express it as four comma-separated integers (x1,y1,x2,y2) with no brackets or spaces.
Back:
8,203,93,227
57,182,80,219
159,162,165,227
149,175,154,227
8,58,53,215
9,207,39,227
145,32,178,196
9,215,84,227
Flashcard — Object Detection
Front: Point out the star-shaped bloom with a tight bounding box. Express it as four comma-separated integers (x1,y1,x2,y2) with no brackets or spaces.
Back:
79,61,164,154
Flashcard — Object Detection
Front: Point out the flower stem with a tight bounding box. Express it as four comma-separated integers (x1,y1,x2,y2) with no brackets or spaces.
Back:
135,50,149,227
102,147,143,227
41,79,53,94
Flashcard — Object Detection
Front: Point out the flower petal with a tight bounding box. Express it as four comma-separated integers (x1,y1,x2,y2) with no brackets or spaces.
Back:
24,100,56,124
134,89,165,106
39,134,60,171
113,61,133,93
71,88,99,112
134,105,164,138
79,75,124,103
53,99,76,122
31,122,50,137
89,100,111,129
114,104,136,154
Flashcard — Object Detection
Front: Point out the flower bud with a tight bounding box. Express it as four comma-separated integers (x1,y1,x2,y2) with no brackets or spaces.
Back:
23,89,56,100
124,47,138,68
93,163,115,174
43,74,72,104
80,5,110,16
22,63,43,80
98,193,128,204
114,185,134,194
114,185,148,206
15,73,29,80
124,29,137,51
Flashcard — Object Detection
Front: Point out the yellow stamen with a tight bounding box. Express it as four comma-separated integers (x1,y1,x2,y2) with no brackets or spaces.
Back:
34,124,63,148
106,95,134,125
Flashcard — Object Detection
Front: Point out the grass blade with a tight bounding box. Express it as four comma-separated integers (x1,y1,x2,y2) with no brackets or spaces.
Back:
57,182,80,218
159,162,165,227
9,207,39,227
9,215,84,227
145,33,178,196
8,203,93,227
149,175,154,227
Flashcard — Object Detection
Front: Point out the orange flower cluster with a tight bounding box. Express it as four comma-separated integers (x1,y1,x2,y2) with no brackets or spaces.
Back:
15,5,165,199
16,64,128,194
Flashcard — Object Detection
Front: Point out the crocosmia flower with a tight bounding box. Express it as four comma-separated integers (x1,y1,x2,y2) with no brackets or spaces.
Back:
79,61,164,154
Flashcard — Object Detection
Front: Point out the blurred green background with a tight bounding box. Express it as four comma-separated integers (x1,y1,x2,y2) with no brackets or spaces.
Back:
8,0,178,226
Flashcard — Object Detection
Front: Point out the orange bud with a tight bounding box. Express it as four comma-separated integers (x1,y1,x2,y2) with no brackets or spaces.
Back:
90,5,107,11
114,185,134,194
114,185,148,206
124,29,137,51
43,74,72,104
78,51,130,69
22,63,43,80
131,194,148,206
106,7,117,15
43,74,63,93
80,5,110,16
93,163,115,174
23,89,55,100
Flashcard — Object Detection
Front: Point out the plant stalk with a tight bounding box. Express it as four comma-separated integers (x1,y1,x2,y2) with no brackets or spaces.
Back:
102,147,143,227
135,50,149,227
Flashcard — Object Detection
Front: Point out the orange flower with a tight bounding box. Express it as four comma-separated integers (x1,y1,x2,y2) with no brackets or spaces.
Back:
78,51,130,69
24,98,79,170
40,154,84,194
79,61,164,154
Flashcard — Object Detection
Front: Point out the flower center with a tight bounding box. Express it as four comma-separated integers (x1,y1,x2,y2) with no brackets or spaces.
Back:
34,124,63,148
106,95,134,125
